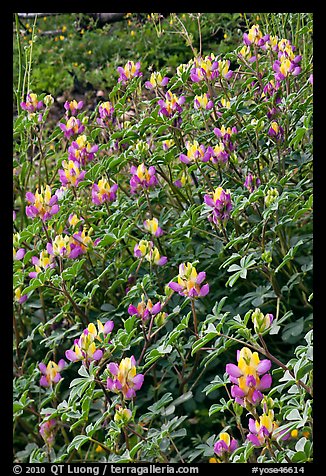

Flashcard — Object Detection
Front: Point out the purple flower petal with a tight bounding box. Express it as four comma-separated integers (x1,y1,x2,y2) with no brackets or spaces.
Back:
92,349,103,361
65,350,78,362
107,362,119,376
258,373,272,391
199,283,209,297
132,373,144,390
168,282,183,293
256,359,272,375
226,363,243,378
40,375,49,387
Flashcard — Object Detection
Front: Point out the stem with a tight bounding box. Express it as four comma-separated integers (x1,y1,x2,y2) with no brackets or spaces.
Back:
191,298,198,338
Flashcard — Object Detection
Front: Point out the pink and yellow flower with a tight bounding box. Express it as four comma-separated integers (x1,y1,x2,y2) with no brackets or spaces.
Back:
20,92,43,114
39,418,57,447
194,93,213,110
29,250,55,278
190,54,219,82
58,160,86,188
179,140,210,164
214,432,238,458
68,134,98,166
204,187,232,226
130,164,158,194
39,359,66,387
158,91,185,118
145,71,169,90
226,347,272,407
26,185,59,221
143,217,163,237
59,116,85,138
97,101,115,126
106,356,144,399
65,320,114,364
247,410,277,446
92,178,118,205
64,99,83,116
168,262,209,299
117,61,142,84
128,295,163,322
134,240,167,266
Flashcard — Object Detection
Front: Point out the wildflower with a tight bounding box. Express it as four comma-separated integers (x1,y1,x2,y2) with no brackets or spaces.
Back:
239,44,256,63
20,92,43,115
39,359,66,387
117,61,142,84
158,90,185,118
13,247,25,261
97,101,115,126
218,59,233,80
220,97,231,109
39,418,57,447
309,74,313,85
134,240,167,266
106,356,144,399
226,347,272,407
214,432,238,458
168,262,209,298
92,178,118,205
264,188,279,207
190,54,219,82
179,140,210,164
25,185,59,221
244,173,261,193
205,144,229,164
204,187,232,226
268,121,284,142
162,139,174,151
213,125,237,152
47,234,72,258
174,172,189,188
65,320,114,364
273,52,302,81
247,410,289,446
15,287,28,304
243,25,269,47
194,93,214,110
143,217,163,237
69,227,100,259
130,163,158,194
58,160,86,188
64,99,84,116
59,116,85,139
251,308,274,334
145,71,169,90
261,79,280,100
68,134,98,166
128,295,163,322
29,250,55,278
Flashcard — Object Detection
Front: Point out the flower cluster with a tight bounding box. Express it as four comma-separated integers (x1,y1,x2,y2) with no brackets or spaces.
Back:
168,262,209,298
65,320,114,364
68,134,98,166
92,178,118,205
194,93,213,110
244,173,261,193
58,159,86,188
158,91,185,118
179,140,209,164
145,71,169,90
190,54,219,82
39,359,66,387
130,164,158,194
134,240,167,266
29,250,55,278
59,116,85,139
143,217,163,237
117,61,142,84
128,295,164,322
97,101,115,127
20,92,43,116
64,99,83,116
204,187,232,227
226,347,272,407
26,185,59,221
106,356,144,399
214,432,238,460
268,121,284,142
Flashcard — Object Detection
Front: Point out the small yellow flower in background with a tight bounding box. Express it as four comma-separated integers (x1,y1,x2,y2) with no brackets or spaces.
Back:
59,35,64,41
302,431,310,438
128,20,132,26
62,25,67,32
80,29,84,35
95,445,104,453
291,429,298,438
29,40,33,45
73,62,78,67
256,15,260,21
28,28,33,33
44,17,47,21
130,31,135,36
54,37,58,42
224,33,228,39
209,457,219,463
26,23,30,28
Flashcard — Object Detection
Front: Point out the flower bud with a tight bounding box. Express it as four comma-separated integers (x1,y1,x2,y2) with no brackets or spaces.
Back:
114,406,132,425
154,311,168,327
262,250,272,263
264,188,279,207
252,308,273,333
44,94,54,107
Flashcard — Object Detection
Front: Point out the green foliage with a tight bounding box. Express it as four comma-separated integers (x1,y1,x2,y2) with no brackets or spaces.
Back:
13,13,313,464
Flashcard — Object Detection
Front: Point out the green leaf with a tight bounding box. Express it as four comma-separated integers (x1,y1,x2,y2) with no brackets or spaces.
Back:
67,435,91,453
